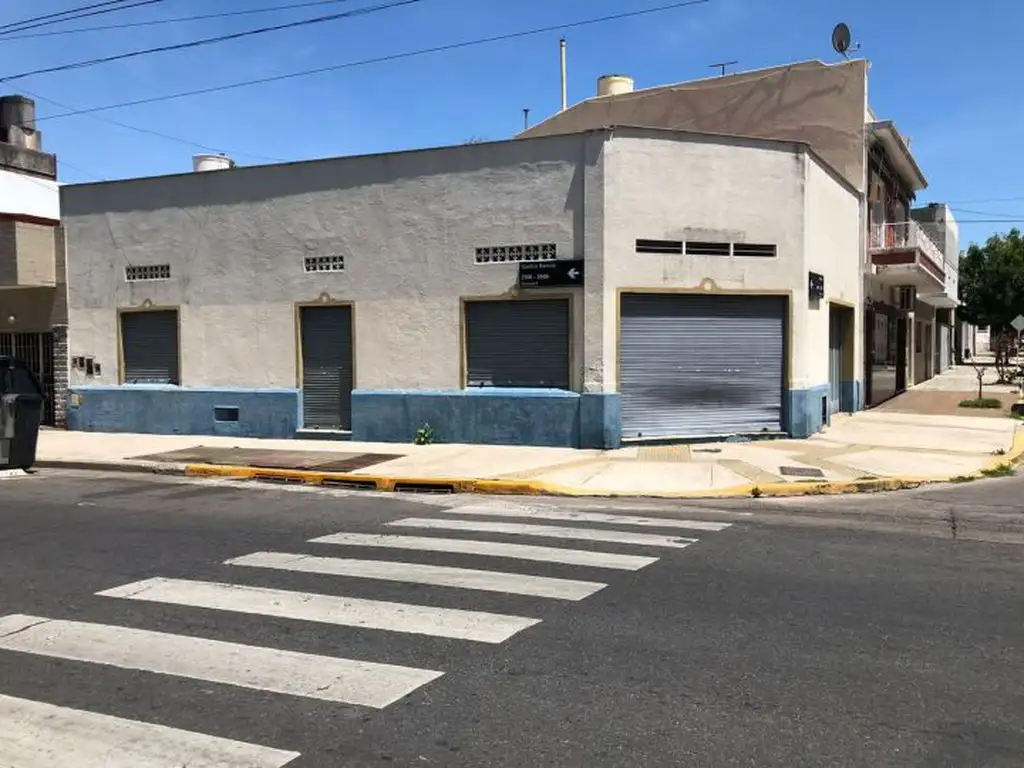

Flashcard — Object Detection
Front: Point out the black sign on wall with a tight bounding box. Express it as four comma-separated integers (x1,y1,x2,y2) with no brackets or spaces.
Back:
808,271,825,300
518,259,585,288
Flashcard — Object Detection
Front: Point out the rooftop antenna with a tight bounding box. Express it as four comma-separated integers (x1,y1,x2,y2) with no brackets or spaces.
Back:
523,108,530,131
709,60,738,77
559,37,568,111
831,22,860,58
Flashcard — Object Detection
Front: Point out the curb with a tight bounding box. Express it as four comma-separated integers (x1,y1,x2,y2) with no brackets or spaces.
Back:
178,463,941,500
34,459,188,476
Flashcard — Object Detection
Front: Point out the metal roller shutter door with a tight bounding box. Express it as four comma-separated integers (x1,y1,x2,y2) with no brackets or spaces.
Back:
121,310,179,384
301,305,353,429
619,294,785,439
466,299,570,388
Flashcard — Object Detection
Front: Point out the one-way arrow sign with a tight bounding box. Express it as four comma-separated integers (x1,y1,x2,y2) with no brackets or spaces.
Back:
518,259,585,288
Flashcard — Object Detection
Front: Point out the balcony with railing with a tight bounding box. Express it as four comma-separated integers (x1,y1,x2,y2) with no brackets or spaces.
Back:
868,219,945,295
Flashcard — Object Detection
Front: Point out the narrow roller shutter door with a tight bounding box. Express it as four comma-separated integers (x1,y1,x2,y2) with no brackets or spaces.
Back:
121,311,179,384
301,305,353,429
619,294,785,438
466,299,570,388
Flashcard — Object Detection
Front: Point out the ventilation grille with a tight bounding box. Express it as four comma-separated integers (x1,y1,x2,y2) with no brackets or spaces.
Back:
475,243,556,264
304,254,345,273
732,243,777,258
685,241,732,256
125,264,171,282
635,239,778,258
635,239,684,254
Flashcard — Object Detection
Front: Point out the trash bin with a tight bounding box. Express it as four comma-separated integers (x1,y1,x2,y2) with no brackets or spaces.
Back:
0,356,44,470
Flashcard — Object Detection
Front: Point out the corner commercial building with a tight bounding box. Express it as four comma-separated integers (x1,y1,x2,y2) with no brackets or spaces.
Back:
0,96,67,427
61,120,861,447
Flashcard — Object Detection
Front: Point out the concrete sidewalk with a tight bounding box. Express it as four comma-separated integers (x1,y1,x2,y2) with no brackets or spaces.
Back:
30,407,1024,498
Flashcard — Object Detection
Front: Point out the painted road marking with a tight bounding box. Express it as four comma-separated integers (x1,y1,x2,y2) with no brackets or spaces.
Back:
310,532,659,571
0,614,442,709
227,552,606,601
99,577,538,644
388,518,698,549
447,504,733,531
0,693,300,767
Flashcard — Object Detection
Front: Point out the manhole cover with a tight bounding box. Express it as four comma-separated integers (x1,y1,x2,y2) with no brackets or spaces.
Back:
779,465,826,478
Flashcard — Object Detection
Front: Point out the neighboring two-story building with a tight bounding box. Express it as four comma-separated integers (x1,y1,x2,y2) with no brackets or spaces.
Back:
0,95,66,426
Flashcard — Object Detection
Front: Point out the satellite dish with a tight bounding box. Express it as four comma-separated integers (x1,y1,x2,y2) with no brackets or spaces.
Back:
832,22,852,56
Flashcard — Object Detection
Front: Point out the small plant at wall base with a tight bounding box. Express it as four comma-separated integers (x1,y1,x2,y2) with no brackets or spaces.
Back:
958,397,1003,409
413,423,435,445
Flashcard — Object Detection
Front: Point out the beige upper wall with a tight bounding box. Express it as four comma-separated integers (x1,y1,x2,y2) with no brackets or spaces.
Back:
521,59,870,193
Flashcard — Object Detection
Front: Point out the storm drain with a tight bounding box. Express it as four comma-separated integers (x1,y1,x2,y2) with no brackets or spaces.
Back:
778,466,826,478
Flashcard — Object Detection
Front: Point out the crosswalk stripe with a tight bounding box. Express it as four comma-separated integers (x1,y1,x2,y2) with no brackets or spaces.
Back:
99,577,538,644
446,504,733,531
0,692,300,767
0,614,442,709
388,518,698,549
226,552,607,601
310,532,659,571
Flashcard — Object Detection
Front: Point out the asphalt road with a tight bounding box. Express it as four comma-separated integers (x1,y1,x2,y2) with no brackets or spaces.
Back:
1,470,1023,767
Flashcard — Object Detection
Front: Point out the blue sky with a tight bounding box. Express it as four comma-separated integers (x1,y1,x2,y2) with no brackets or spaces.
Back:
4,0,1021,246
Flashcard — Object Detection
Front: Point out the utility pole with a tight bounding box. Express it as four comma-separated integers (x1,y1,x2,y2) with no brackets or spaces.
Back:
708,60,738,77
522,108,530,131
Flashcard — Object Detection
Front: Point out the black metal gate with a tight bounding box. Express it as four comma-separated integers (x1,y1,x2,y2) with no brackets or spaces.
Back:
0,332,55,425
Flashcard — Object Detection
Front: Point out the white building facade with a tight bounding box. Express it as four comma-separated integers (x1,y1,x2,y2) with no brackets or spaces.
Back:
61,126,861,447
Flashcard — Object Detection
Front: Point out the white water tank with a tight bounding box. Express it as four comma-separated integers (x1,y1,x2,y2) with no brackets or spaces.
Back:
192,153,234,172
597,74,634,98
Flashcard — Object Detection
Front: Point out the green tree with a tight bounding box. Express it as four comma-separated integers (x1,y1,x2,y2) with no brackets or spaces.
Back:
959,228,1024,334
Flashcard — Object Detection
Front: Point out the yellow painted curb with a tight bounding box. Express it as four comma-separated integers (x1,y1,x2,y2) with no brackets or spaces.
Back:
180,463,963,500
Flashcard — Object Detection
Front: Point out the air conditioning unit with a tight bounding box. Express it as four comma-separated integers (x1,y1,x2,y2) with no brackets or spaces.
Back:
893,285,915,310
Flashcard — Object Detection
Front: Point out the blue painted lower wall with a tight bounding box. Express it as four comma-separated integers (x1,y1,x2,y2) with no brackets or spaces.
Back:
784,381,864,438
350,389,622,449
841,380,862,413
67,385,299,438
784,385,830,438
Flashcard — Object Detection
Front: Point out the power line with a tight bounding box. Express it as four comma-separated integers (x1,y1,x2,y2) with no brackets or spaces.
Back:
0,0,162,34
0,0,418,84
951,207,1024,219
0,0,355,40
945,196,1024,205
37,0,712,121
22,88,286,164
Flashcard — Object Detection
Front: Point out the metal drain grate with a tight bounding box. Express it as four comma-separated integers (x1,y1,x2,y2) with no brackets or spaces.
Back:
779,466,826,478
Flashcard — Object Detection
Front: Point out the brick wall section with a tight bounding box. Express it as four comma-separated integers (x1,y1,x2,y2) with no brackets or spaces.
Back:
0,220,16,284
50,224,67,325
52,324,68,428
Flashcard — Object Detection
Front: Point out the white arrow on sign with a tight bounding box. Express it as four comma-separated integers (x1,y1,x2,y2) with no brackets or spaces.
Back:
567,268,580,280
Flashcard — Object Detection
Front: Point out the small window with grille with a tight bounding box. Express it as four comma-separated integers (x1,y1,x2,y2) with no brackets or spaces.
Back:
475,243,557,264
125,264,171,282
304,254,345,273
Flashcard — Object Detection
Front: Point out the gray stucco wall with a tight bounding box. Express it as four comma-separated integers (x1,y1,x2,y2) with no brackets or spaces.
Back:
62,132,603,393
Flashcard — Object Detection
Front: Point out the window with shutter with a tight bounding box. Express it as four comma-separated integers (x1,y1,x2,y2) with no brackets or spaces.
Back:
464,299,571,389
120,310,180,384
